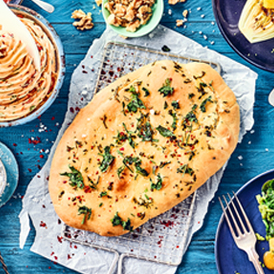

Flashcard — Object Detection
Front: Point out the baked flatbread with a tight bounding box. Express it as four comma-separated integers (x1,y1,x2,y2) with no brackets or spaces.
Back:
49,60,240,236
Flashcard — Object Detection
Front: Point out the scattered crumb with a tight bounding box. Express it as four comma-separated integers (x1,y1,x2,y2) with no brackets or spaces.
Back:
168,0,179,4
176,19,184,27
71,10,94,31
182,9,188,18
119,35,128,39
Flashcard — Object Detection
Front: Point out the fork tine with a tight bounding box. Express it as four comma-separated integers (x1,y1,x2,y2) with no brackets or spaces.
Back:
232,191,254,233
218,196,237,241
222,194,242,237
227,193,248,234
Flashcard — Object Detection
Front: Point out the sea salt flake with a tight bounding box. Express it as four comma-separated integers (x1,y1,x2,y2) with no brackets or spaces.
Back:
238,155,243,160
265,148,269,152
250,130,255,134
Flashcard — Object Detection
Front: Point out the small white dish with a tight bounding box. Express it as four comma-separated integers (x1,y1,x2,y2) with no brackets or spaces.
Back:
268,88,274,107
0,159,7,196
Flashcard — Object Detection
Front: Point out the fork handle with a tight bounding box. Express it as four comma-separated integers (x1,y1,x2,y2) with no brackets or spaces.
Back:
246,248,264,274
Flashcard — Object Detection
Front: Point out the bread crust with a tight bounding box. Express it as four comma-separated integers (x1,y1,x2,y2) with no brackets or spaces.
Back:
49,60,240,236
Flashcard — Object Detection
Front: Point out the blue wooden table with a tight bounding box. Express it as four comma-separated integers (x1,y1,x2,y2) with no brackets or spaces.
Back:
0,0,274,273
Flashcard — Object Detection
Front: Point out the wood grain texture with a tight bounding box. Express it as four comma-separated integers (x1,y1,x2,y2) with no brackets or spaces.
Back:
0,0,273,273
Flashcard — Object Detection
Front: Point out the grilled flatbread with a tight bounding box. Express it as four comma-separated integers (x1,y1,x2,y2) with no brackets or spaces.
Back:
49,60,240,236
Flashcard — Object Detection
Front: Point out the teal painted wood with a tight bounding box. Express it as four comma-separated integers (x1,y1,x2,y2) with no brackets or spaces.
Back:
0,0,273,273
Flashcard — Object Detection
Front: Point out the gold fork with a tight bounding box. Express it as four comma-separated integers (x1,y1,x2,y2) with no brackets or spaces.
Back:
219,193,264,274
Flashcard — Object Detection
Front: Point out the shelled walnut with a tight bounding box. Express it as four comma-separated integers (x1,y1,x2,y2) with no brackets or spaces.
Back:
71,10,94,31
104,0,155,32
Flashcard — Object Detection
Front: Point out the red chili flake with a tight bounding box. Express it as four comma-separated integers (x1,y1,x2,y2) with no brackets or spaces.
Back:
58,219,61,225
119,147,124,151
40,155,44,158
42,205,46,208
70,107,74,113
74,245,77,249
40,221,47,227
57,236,63,243
160,220,174,228
51,117,55,121
75,107,80,112
28,168,32,172
67,254,72,259
176,245,179,248
13,143,17,147
48,267,51,269
50,252,54,256
28,137,41,145
54,256,58,260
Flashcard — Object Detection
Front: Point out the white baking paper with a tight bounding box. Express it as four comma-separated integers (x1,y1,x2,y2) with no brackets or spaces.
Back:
19,25,257,274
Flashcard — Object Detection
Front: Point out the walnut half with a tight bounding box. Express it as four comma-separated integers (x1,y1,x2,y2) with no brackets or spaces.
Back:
71,9,94,31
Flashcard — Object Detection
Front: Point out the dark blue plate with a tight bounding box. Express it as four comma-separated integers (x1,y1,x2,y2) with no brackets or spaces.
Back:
215,169,274,274
212,0,274,73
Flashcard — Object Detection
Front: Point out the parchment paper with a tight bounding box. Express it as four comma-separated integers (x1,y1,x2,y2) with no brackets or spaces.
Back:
19,25,257,274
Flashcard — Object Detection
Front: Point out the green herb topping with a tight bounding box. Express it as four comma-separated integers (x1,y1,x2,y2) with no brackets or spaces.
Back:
61,166,84,189
171,101,180,109
136,114,154,142
168,110,178,130
200,96,213,113
100,191,108,197
150,173,163,191
156,125,175,138
111,212,133,231
111,212,122,226
115,131,127,144
126,85,146,113
99,146,115,173
123,123,136,148
177,164,194,176
142,87,150,97
184,106,198,124
78,206,92,225
158,78,174,97
124,156,149,177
